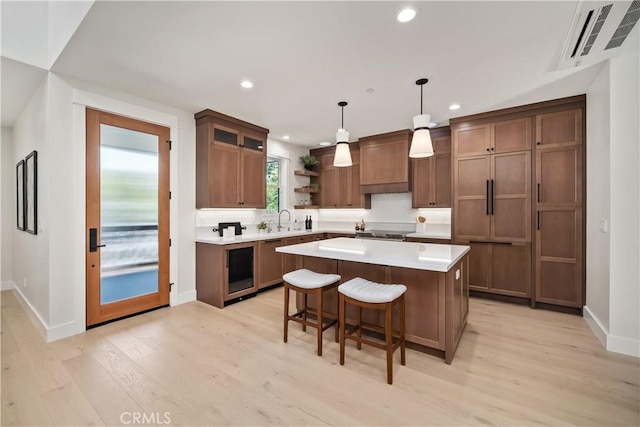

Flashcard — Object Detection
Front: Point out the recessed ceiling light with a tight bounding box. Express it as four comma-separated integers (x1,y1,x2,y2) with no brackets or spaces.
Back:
282,135,290,140
241,80,253,88
449,103,461,110
366,88,375,93
397,8,417,23
429,122,438,128
318,142,332,147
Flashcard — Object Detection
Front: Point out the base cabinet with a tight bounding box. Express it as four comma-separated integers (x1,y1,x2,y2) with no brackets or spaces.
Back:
462,241,531,298
196,242,257,308
258,238,284,289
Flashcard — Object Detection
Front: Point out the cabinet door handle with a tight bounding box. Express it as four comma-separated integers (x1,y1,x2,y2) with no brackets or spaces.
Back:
537,211,541,230
486,180,490,215
537,183,541,203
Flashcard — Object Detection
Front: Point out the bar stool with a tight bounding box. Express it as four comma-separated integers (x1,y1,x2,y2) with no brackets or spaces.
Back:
338,277,407,384
283,269,341,356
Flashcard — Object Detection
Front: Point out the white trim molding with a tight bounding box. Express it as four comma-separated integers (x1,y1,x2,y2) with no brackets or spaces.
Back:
583,305,607,348
584,305,639,357
11,286,47,340
1,280,14,291
174,290,197,306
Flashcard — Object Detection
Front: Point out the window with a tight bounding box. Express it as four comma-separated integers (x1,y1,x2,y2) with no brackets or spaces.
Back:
266,158,280,213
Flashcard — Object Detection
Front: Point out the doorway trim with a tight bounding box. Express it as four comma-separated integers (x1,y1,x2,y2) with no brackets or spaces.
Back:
62,89,179,339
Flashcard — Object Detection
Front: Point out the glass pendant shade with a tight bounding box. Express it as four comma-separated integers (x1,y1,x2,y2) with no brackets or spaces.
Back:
333,129,352,167
409,114,434,158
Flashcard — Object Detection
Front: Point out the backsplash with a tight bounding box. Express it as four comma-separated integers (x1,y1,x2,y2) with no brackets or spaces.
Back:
195,192,450,238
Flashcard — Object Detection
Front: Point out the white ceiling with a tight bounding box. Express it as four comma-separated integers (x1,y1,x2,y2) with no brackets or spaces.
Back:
2,1,637,146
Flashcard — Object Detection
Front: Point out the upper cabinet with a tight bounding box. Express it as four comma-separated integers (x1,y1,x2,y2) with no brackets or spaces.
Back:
453,117,531,157
195,109,269,208
310,145,371,209
412,128,451,208
359,130,412,193
535,109,582,148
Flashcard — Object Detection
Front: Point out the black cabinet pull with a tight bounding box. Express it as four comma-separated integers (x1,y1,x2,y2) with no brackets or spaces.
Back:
537,211,541,230
486,148,490,152
486,180,490,215
537,183,541,203
536,141,541,145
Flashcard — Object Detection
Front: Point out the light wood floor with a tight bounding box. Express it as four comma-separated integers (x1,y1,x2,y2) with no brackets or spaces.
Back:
1,288,638,426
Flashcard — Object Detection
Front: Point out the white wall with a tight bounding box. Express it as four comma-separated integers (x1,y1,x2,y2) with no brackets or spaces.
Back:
607,31,640,356
8,71,198,341
11,76,51,326
585,62,611,342
584,29,640,357
1,127,15,290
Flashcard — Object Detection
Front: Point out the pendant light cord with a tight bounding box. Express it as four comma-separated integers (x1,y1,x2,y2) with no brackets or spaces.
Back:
420,84,423,115
341,105,344,129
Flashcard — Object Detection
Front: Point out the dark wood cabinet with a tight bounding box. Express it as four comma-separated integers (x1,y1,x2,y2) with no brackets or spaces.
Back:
412,130,451,208
454,151,531,243
196,242,257,308
311,147,370,209
258,238,284,289
534,111,584,308
359,130,412,193
195,109,268,208
464,241,531,297
451,95,585,311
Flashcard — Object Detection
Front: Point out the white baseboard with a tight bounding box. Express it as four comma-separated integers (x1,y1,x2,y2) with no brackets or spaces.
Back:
584,305,639,358
174,290,196,306
11,285,48,341
608,334,640,358
583,305,607,349
1,280,15,291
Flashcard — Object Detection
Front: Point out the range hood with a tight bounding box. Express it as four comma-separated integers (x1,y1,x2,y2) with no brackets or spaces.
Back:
557,0,640,69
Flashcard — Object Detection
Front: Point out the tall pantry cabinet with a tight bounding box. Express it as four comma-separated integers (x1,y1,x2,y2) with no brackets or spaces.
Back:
451,95,586,312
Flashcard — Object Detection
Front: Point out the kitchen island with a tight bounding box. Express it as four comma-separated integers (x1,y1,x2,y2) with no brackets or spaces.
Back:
276,238,470,364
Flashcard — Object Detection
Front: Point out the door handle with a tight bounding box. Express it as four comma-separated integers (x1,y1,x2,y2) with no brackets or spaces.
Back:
486,180,490,215
537,211,541,230
89,228,106,252
537,183,541,203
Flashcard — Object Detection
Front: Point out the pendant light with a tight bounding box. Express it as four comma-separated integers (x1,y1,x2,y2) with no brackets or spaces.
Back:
333,101,352,167
409,78,434,158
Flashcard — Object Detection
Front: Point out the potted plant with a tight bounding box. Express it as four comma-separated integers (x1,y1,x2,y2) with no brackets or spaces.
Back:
310,183,320,191
257,221,268,233
299,154,319,171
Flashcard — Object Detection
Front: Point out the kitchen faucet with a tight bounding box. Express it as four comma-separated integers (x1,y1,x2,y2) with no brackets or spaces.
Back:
278,209,291,232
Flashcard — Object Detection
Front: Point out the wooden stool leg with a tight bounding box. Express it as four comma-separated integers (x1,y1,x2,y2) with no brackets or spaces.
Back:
339,293,346,366
385,302,393,385
302,293,308,332
334,286,339,342
316,288,323,356
400,295,406,366
356,306,362,350
283,284,290,343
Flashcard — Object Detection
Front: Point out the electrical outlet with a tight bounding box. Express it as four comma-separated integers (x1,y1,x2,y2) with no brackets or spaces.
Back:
599,219,608,233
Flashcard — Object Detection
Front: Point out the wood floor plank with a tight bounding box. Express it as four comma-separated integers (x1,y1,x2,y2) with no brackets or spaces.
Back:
1,288,638,426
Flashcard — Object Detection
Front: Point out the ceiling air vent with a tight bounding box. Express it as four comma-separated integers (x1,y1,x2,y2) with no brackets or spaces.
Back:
605,0,640,49
557,1,640,69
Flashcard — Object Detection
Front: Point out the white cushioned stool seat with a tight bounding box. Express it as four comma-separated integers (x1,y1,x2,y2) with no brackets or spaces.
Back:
283,269,341,289
338,277,407,303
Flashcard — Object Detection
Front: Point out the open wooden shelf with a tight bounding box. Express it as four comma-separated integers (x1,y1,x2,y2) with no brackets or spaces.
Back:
294,205,319,209
294,187,319,193
294,169,320,177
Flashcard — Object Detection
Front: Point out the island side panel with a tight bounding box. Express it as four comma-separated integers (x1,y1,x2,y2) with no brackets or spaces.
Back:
445,254,470,364
389,267,446,350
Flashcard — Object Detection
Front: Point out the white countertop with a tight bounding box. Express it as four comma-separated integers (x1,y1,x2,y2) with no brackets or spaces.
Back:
196,224,451,246
276,237,469,273
196,229,348,245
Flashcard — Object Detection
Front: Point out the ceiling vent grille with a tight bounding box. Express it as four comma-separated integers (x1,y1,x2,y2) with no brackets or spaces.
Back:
580,4,612,56
605,0,640,49
558,1,640,69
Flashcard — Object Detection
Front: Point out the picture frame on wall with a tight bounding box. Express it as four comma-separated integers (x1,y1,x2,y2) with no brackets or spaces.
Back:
16,160,25,231
25,150,38,235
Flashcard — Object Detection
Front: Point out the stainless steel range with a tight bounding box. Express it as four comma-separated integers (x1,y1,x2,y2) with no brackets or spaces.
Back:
354,230,408,242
